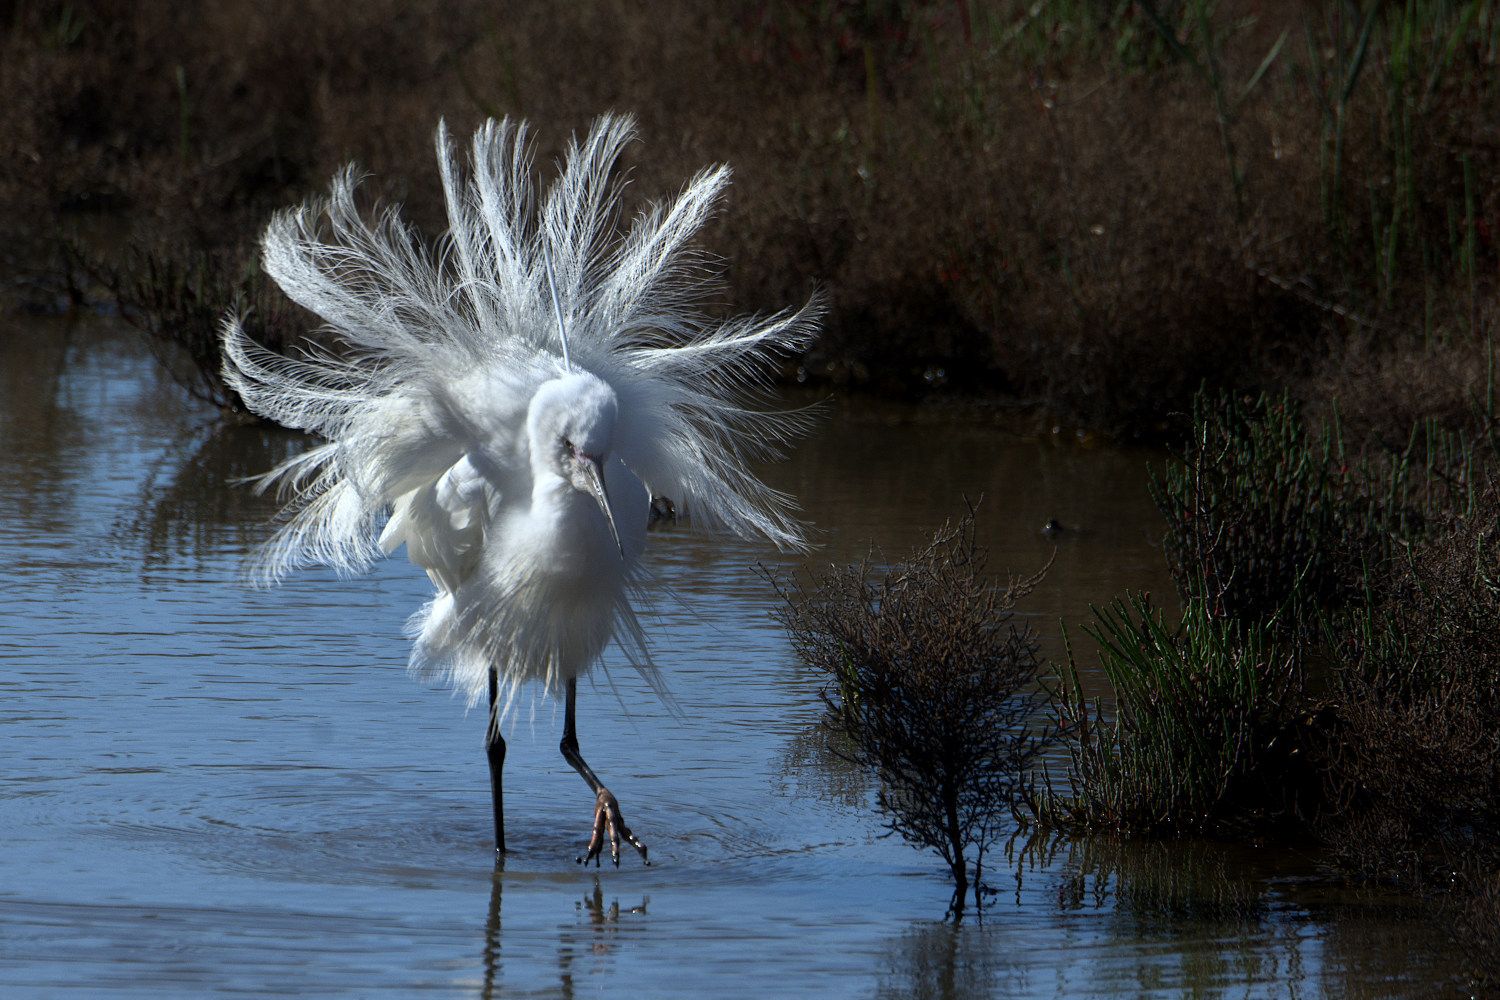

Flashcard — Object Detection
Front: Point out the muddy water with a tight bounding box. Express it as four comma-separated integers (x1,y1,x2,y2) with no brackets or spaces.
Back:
0,315,1467,997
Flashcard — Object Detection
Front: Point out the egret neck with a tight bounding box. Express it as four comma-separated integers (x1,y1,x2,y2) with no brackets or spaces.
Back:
526,372,628,560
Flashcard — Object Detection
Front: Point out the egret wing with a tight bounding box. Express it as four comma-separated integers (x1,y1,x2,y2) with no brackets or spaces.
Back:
379,453,492,593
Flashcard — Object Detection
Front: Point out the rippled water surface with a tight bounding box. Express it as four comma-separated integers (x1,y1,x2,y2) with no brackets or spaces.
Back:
0,316,1466,997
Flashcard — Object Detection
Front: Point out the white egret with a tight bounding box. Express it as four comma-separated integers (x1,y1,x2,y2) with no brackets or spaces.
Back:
221,115,819,865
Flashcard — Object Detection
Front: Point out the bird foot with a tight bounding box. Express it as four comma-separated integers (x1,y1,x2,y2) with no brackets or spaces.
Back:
577,787,649,867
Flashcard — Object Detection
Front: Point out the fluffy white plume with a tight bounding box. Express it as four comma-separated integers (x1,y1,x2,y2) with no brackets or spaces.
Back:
222,115,820,706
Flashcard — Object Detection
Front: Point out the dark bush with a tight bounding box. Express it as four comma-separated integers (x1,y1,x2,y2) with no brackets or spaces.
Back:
1317,478,1500,882
71,241,301,415
769,504,1054,917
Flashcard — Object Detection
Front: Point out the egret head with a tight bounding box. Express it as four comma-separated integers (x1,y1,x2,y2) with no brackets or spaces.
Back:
527,372,625,554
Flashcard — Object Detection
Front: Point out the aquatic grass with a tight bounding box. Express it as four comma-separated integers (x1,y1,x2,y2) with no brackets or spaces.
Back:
1301,0,1500,331
1136,0,1288,224
1059,369,1500,912
1045,593,1299,833
1151,389,1362,633
768,503,1055,918
1149,383,1493,635
1050,375,1496,841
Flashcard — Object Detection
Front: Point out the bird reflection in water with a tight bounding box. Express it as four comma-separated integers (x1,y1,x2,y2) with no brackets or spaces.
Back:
480,872,648,999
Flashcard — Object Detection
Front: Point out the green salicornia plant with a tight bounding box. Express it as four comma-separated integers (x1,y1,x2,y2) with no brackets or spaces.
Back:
1153,386,1488,635
1150,389,1357,632
1047,593,1299,833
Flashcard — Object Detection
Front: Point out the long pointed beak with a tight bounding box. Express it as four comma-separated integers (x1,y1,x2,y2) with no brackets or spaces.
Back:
577,454,624,557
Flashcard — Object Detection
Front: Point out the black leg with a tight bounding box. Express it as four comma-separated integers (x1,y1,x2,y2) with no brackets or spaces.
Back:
486,666,506,859
560,677,603,793
560,678,648,867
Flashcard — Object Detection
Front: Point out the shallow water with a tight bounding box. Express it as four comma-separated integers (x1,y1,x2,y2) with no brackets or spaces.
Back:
0,315,1468,997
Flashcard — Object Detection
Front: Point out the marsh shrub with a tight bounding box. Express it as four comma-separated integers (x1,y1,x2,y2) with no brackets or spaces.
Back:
770,507,1053,917
1049,593,1299,833
1151,390,1370,633
1058,384,1497,847
1319,478,1500,878
74,242,300,415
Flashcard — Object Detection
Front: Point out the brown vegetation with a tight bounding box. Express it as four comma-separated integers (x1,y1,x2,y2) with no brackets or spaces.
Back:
1319,477,1500,879
768,505,1054,917
1049,385,1499,983
3,1,1497,436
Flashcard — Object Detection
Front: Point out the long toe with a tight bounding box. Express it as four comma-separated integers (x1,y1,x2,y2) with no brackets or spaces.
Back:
578,788,649,867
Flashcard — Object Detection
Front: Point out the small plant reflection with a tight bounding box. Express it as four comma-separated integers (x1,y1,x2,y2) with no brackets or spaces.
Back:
133,420,308,572
65,239,303,416
771,717,872,812
872,919,1028,1000
1007,829,1472,998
